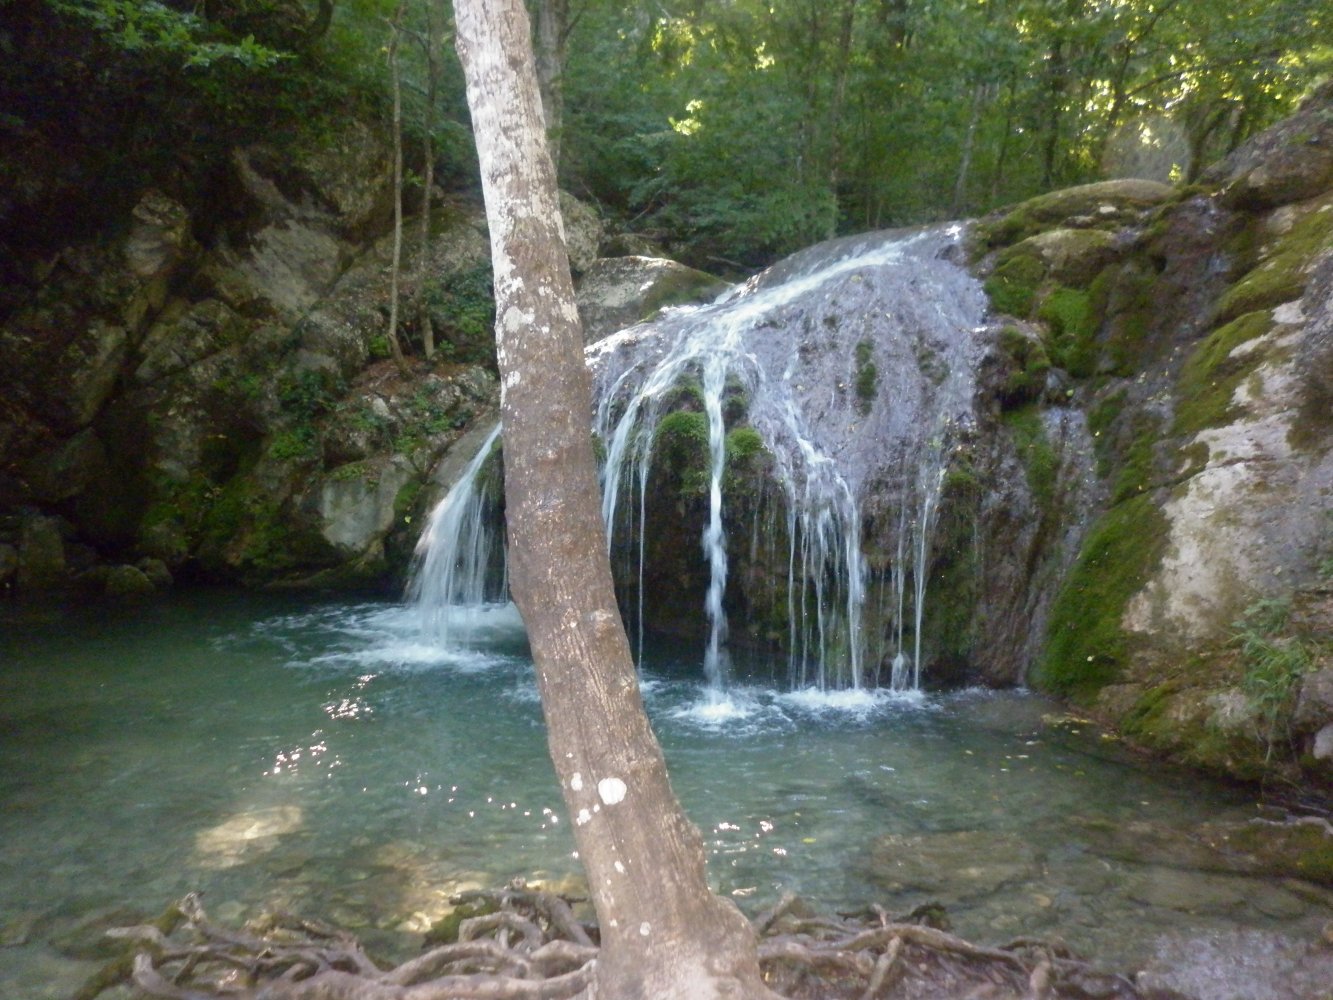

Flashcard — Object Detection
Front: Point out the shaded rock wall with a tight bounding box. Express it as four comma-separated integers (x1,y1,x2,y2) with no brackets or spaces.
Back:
974,83,1333,786
0,124,507,592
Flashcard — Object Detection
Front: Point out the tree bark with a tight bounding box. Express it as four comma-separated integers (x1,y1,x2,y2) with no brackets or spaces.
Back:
533,0,569,167
952,81,985,216
451,2,778,998
416,0,445,360
385,0,408,369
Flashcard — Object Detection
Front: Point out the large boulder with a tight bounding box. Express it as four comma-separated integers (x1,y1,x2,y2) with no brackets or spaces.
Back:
1209,81,1333,210
559,192,604,274
575,256,730,343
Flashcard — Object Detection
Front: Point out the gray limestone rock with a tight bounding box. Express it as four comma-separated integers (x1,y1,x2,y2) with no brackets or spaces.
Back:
576,256,730,344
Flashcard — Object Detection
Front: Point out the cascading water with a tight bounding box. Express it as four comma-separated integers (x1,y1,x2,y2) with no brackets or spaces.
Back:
406,424,508,645
410,225,989,692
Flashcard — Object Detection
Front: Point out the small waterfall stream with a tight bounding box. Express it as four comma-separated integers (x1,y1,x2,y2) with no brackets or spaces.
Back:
406,424,507,646
410,225,988,691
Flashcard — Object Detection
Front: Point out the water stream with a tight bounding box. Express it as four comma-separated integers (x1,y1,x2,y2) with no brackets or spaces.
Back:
2,593,1328,999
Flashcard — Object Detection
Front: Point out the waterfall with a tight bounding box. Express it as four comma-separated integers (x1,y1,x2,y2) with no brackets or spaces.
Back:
411,225,988,691
406,424,507,646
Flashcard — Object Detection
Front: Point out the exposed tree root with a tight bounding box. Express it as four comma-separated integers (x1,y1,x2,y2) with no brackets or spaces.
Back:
81,888,1143,1000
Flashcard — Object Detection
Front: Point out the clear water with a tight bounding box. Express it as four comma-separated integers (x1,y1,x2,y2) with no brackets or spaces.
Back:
1,592,1327,998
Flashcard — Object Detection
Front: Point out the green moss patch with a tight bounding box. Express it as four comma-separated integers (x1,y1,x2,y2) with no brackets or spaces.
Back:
1035,494,1168,702
653,410,710,499
1110,414,1163,504
638,267,730,320
854,339,879,413
1088,263,1157,377
1004,405,1058,511
1087,388,1127,478
997,327,1051,407
1037,287,1097,377
724,425,765,463
1172,309,1274,437
983,250,1045,317
1214,199,1333,326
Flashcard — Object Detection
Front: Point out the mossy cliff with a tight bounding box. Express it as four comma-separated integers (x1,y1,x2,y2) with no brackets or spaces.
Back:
0,95,731,596
970,82,1333,787
0,95,526,593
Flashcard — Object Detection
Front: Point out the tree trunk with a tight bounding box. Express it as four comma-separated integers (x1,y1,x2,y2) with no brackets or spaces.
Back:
416,0,445,360
450,2,779,999
825,0,857,221
384,0,408,369
303,0,335,45
952,82,986,215
533,0,569,167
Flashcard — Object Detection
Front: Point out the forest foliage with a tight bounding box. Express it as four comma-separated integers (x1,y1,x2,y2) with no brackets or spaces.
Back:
2,0,1330,274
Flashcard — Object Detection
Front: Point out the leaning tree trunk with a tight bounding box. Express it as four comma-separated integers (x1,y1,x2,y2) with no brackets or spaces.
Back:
452,2,779,998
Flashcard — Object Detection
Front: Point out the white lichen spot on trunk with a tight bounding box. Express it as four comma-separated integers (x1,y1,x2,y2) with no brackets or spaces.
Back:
499,303,534,336
639,922,651,937
598,776,627,805
570,772,583,792
577,808,592,826
588,608,617,637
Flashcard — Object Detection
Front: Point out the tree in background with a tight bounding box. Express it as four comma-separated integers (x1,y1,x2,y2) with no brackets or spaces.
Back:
6,0,1328,292
559,0,1330,268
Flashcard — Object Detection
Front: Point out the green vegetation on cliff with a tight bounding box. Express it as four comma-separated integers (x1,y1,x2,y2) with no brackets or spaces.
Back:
1036,495,1168,701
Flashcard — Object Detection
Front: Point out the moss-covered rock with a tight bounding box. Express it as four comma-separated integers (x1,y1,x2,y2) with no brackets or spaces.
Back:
995,326,1051,407
1172,309,1275,436
983,250,1045,317
1008,228,1121,286
1209,80,1333,211
1035,495,1169,702
1036,286,1098,376
1086,260,1158,377
1003,405,1059,511
104,563,155,596
972,179,1175,253
1114,671,1273,781
575,256,730,344
1207,818,1333,886
1213,195,1333,326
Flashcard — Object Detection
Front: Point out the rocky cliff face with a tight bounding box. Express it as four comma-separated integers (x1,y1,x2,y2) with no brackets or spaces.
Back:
0,123,506,592
971,83,1333,787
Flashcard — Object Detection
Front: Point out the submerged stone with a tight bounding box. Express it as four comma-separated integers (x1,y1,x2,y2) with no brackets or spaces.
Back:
867,830,1039,899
